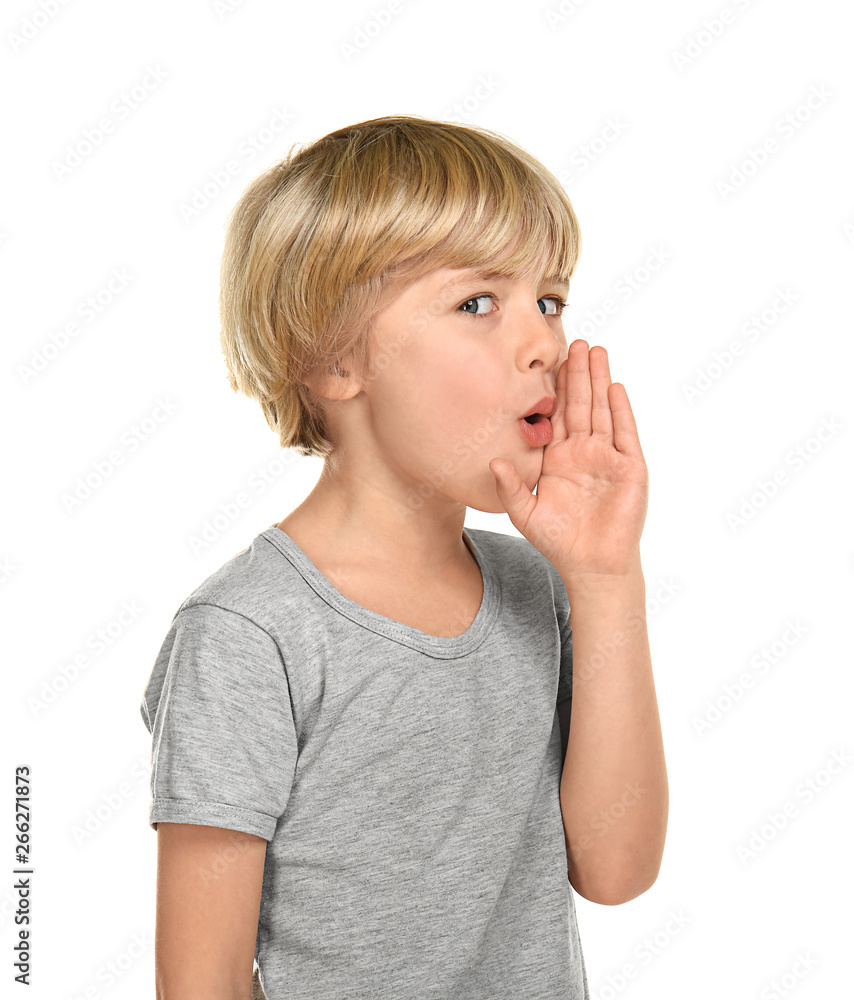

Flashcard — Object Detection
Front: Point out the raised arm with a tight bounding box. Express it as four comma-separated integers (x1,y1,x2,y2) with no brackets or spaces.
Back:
155,823,268,1000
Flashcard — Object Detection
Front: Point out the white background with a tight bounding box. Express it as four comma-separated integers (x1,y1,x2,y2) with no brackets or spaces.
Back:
3,0,853,997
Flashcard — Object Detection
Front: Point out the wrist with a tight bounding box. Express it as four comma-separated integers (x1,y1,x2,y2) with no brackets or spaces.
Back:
557,561,645,599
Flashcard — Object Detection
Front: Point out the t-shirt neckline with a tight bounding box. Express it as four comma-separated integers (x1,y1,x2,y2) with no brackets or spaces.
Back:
260,523,499,658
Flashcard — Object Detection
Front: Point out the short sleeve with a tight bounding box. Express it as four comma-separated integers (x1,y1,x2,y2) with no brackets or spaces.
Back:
139,603,298,841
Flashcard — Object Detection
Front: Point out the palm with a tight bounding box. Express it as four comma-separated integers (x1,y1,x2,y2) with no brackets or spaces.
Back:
490,341,649,578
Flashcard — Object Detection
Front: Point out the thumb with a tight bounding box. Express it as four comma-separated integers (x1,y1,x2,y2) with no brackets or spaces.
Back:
489,458,536,529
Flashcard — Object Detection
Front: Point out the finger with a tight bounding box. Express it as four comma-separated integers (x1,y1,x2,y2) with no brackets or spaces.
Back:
550,355,569,447
589,345,614,443
609,383,644,460
565,339,592,438
488,458,536,530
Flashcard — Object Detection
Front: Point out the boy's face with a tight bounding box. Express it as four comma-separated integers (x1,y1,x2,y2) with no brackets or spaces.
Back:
354,263,570,515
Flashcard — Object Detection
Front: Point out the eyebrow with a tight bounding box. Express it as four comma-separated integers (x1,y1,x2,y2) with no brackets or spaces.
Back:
440,269,569,291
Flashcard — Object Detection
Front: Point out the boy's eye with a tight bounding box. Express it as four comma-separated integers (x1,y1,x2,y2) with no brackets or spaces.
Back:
539,296,568,317
459,294,495,318
459,294,568,319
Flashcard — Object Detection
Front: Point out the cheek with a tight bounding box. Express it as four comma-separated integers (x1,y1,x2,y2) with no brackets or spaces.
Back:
408,353,498,429
370,339,529,477
368,354,463,448
421,361,513,468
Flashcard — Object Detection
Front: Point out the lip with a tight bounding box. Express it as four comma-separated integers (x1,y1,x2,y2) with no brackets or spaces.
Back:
521,396,557,420
518,413,553,447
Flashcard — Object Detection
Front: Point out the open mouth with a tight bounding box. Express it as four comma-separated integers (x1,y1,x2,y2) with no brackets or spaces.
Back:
520,395,556,423
518,412,553,447
518,395,556,446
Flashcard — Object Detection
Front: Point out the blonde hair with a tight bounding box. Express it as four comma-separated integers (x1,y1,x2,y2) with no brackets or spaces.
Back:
219,114,582,458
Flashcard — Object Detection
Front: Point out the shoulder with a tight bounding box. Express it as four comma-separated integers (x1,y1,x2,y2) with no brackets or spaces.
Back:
174,527,301,631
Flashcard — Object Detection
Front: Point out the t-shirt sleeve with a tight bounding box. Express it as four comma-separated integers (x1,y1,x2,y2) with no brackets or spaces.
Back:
139,602,298,841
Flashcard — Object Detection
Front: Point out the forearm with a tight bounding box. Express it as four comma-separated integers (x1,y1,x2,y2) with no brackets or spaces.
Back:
557,563,668,905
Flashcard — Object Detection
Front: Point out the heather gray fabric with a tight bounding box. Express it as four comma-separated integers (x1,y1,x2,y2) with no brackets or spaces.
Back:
140,524,588,999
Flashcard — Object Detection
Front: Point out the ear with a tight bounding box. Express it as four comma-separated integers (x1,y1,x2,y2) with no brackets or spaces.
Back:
302,356,364,403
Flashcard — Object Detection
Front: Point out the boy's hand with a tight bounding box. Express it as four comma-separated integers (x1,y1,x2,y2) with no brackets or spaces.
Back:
489,339,649,584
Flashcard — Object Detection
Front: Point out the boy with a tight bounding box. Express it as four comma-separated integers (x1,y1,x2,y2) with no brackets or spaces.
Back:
140,115,668,1000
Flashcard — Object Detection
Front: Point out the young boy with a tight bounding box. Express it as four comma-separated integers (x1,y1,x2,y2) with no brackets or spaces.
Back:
140,115,668,1000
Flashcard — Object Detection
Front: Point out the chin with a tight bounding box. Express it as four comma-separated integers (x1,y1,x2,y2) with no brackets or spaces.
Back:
464,492,509,515
456,461,543,515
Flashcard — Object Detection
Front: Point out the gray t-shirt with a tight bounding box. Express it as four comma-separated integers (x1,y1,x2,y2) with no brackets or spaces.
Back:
140,523,589,999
